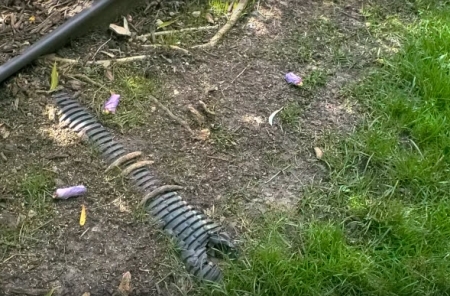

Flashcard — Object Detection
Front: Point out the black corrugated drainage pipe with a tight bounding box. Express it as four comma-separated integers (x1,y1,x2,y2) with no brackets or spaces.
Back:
52,91,237,282
0,0,145,86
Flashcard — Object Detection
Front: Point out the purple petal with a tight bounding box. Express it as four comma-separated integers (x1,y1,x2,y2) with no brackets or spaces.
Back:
54,185,87,200
285,72,302,86
103,94,121,114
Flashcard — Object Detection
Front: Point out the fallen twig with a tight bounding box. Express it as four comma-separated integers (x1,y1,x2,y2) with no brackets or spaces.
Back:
140,44,190,55
187,104,205,125
149,95,196,137
192,0,250,49
230,64,249,83
198,100,216,116
44,54,154,68
136,25,219,42
3,286,54,296
69,74,108,91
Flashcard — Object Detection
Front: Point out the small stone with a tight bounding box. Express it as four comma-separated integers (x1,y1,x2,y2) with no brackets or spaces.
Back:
314,147,323,159
192,11,201,17
28,209,37,218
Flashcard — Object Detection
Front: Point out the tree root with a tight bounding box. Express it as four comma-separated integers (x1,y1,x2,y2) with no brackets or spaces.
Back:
149,95,196,137
192,0,250,49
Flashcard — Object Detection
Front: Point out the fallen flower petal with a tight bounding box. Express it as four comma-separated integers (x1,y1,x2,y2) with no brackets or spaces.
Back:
269,107,284,126
103,94,121,114
285,72,303,86
54,185,87,199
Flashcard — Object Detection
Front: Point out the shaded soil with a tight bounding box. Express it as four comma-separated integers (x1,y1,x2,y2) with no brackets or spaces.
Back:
0,0,379,294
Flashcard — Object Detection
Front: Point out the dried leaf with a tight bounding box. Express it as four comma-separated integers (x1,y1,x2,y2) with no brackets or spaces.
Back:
105,69,114,81
205,13,215,24
82,293,90,296
268,107,283,126
109,23,131,36
314,147,323,159
123,16,129,32
196,128,211,141
118,271,132,295
50,62,59,91
80,204,86,226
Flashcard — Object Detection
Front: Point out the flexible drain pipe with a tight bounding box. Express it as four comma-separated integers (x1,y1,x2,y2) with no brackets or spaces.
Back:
0,0,145,85
52,91,236,282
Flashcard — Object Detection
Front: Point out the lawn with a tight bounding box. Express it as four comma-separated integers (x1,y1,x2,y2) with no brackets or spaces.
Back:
199,3,450,296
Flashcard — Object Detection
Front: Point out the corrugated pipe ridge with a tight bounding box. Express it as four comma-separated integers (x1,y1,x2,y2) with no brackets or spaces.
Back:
52,91,236,282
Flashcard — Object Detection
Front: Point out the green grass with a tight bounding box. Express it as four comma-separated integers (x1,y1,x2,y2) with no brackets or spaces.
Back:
211,124,237,150
198,4,450,296
19,168,55,213
1,167,55,252
99,66,160,130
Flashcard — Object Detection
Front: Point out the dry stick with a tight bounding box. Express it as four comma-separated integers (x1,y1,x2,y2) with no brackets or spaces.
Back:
198,100,216,115
136,25,219,41
45,54,154,68
139,185,184,207
3,286,51,296
187,104,205,125
70,74,108,91
230,64,249,83
192,0,250,49
140,44,190,55
148,95,196,137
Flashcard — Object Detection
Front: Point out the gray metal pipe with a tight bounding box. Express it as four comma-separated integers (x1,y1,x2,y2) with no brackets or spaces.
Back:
0,0,144,86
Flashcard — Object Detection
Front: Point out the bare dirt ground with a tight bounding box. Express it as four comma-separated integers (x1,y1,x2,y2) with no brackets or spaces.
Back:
0,0,390,294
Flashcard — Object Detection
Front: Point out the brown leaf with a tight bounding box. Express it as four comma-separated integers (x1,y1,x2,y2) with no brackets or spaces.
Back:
205,13,215,24
109,23,131,36
105,69,114,81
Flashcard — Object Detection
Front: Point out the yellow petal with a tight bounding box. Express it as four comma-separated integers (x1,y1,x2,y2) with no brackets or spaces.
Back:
50,62,59,91
80,204,86,226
